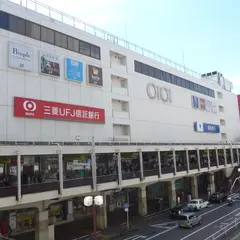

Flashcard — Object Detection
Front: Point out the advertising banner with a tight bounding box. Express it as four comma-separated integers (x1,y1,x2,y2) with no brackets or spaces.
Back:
199,98,206,110
192,96,199,108
8,42,34,71
88,65,103,86
65,58,83,82
194,122,220,133
40,51,60,77
14,97,105,123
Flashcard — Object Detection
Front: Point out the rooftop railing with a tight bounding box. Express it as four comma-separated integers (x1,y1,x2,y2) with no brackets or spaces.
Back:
6,0,232,88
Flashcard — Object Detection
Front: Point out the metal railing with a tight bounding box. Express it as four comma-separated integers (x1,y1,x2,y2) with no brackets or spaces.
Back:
0,140,239,146
6,0,232,89
205,216,240,240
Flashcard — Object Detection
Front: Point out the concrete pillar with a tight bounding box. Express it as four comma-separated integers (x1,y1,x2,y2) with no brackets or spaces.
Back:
96,193,107,229
223,146,227,167
196,148,201,171
168,181,176,208
172,148,177,175
185,148,190,173
209,174,215,195
138,186,147,216
157,150,162,178
215,148,219,168
190,176,198,199
237,148,240,165
35,210,54,240
138,149,144,180
230,145,234,166
206,148,210,169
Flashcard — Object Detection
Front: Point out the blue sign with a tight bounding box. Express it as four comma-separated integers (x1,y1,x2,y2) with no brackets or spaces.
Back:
65,58,83,82
124,203,129,209
192,96,199,109
203,123,220,133
194,122,220,133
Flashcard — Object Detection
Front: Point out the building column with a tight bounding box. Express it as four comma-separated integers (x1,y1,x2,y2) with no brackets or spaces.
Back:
138,149,144,180
190,176,198,199
157,149,162,178
96,193,107,229
138,186,147,216
207,148,210,169
35,210,54,240
215,148,219,168
168,181,176,208
237,148,240,165
197,148,201,171
223,146,227,167
185,148,190,173
230,145,234,166
208,173,215,196
172,148,177,175
116,150,122,186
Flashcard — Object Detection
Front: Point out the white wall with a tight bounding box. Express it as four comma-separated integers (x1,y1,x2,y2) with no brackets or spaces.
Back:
0,0,240,143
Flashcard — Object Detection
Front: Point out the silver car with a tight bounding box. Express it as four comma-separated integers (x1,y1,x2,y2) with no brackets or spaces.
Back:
178,212,202,228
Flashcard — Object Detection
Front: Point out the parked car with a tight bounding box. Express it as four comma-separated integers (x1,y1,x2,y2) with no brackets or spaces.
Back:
187,199,209,211
169,205,195,218
209,192,228,203
178,212,202,228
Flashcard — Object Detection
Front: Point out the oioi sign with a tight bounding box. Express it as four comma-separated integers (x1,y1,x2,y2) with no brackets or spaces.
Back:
146,83,172,103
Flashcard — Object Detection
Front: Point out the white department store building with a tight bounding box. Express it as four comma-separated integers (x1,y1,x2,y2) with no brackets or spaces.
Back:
0,0,240,239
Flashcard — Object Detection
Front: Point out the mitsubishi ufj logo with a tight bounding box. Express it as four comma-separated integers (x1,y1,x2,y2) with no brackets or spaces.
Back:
146,83,172,103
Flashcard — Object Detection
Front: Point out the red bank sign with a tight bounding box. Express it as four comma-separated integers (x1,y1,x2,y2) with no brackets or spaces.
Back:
14,97,105,123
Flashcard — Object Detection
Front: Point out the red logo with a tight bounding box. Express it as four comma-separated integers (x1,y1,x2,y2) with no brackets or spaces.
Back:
14,97,105,123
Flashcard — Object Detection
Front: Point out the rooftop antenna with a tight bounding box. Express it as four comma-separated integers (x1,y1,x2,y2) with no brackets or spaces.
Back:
125,24,129,48
182,48,186,72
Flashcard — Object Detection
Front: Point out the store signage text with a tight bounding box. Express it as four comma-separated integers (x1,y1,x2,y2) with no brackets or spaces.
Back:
146,83,172,103
14,97,105,123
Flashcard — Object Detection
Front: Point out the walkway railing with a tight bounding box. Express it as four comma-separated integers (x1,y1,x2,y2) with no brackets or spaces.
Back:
0,140,239,146
205,216,240,240
6,0,232,89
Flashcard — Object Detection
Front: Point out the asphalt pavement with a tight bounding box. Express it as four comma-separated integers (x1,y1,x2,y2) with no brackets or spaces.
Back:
117,193,240,240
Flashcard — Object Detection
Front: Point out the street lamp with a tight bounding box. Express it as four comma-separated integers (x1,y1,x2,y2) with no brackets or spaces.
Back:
84,195,103,240
230,168,240,194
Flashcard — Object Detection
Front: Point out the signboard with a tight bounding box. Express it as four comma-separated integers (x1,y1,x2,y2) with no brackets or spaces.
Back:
39,51,60,77
88,65,103,86
191,96,217,114
14,97,105,123
65,58,83,82
8,42,34,71
192,96,199,109
194,122,220,133
146,83,172,103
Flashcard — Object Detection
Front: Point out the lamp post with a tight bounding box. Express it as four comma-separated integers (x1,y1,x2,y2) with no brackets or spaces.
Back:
230,168,240,194
84,195,103,240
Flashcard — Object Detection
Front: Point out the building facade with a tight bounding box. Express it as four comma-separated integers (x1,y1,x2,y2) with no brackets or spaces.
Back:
0,0,239,145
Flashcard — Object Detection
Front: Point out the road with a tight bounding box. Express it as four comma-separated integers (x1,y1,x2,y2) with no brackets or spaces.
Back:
119,193,240,240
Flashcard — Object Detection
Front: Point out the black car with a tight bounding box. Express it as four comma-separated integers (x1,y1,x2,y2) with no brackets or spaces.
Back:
209,192,228,203
169,205,195,218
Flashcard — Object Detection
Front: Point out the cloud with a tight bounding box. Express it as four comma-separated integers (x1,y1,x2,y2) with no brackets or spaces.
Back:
41,0,125,26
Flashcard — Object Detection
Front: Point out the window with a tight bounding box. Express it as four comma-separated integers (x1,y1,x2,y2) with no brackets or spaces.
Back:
176,77,181,86
134,61,142,73
181,78,186,88
26,21,40,40
142,64,149,75
0,11,9,30
171,75,177,85
185,80,190,89
41,26,54,44
80,41,90,56
90,45,100,59
9,15,25,35
189,82,194,90
55,31,67,49
154,68,161,79
149,66,155,77
165,73,172,83
67,36,79,52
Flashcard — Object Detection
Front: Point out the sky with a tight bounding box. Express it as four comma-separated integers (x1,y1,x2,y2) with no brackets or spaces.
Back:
40,0,240,93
